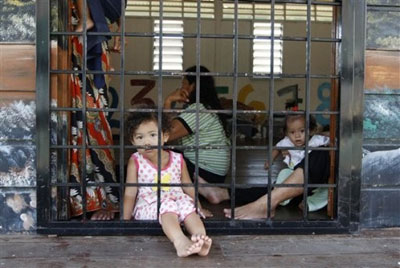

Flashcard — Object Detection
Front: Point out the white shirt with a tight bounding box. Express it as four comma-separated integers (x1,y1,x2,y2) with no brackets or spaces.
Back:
276,135,330,169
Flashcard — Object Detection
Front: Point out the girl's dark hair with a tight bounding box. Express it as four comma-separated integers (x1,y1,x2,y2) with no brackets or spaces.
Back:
125,105,171,141
282,113,317,135
184,65,227,134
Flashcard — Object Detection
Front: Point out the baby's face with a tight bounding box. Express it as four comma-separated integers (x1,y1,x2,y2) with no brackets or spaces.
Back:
132,120,168,158
286,118,306,147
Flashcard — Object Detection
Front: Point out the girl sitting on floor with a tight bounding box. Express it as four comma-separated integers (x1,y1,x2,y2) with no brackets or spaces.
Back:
123,107,212,257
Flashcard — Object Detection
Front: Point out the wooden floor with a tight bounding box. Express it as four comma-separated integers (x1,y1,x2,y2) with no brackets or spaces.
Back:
1,229,399,267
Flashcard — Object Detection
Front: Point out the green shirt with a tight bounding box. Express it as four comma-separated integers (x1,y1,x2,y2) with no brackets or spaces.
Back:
178,103,230,176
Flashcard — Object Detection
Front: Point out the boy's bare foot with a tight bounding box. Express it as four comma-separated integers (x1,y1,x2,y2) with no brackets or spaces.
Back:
90,210,115,220
224,199,273,219
192,234,212,257
75,19,94,32
174,237,203,257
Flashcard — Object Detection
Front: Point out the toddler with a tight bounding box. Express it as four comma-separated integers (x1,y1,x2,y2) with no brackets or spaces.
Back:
265,114,330,211
123,109,212,257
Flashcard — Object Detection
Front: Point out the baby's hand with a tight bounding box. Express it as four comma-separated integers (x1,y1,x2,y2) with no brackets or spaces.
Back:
264,161,270,170
281,150,289,158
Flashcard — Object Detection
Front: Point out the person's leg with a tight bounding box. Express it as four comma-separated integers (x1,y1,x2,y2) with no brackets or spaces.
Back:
224,168,305,219
185,158,228,204
183,213,212,257
197,176,230,204
160,212,203,257
75,0,94,32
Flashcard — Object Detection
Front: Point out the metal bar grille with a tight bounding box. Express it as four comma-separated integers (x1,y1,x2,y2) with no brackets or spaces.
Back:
36,0,365,234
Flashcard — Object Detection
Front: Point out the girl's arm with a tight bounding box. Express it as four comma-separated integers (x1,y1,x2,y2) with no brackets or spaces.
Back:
264,149,280,170
123,157,138,220
180,160,212,217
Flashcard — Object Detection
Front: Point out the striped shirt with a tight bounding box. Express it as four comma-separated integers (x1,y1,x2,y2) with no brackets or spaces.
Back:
178,103,230,176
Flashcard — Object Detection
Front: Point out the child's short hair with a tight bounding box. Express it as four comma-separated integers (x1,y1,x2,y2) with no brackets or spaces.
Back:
282,113,317,135
125,105,171,141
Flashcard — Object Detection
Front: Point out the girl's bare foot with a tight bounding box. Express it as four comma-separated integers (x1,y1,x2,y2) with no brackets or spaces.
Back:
90,210,115,220
174,237,203,257
192,234,212,256
224,199,273,219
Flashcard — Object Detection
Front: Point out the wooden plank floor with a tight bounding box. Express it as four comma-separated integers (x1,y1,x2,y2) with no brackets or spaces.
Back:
1,229,399,267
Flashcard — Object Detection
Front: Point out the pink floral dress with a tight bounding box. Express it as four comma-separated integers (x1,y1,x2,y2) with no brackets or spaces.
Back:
132,151,197,223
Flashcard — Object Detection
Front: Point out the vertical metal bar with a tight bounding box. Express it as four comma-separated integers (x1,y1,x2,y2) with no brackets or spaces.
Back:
302,0,312,220
229,0,239,220
80,0,88,221
194,0,201,212
267,0,276,220
338,0,356,229
36,0,51,229
156,0,164,220
349,0,365,232
119,0,126,221
328,3,341,219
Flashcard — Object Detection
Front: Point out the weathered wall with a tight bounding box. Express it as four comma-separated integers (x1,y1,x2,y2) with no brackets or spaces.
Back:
0,1,36,233
360,1,400,228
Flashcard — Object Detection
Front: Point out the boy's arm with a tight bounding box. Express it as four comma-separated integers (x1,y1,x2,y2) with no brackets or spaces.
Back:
123,157,138,220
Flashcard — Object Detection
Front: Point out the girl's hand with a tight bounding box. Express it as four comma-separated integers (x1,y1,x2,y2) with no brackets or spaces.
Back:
199,207,213,218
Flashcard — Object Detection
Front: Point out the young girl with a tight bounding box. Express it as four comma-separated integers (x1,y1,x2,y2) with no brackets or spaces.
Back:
264,114,330,212
123,110,212,257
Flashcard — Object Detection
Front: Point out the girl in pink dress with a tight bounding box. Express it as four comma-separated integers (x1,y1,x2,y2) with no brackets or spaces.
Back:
123,109,212,257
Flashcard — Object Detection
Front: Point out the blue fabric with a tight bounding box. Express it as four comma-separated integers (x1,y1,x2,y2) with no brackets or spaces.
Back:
86,0,123,52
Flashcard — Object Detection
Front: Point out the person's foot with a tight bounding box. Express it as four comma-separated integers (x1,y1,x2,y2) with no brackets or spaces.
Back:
90,210,115,220
75,19,94,32
174,237,203,257
224,199,273,219
197,176,230,204
191,234,212,257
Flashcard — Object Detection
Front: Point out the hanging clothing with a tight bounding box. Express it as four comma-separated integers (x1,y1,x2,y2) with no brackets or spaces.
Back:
69,35,119,217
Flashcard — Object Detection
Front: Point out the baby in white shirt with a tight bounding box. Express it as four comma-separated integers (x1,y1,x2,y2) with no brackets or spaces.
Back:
265,114,330,212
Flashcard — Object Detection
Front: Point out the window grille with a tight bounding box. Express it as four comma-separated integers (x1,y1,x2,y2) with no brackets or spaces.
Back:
126,0,215,19
153,20,184,71
36,0,365,235
253,22,283,74
223,2,332,22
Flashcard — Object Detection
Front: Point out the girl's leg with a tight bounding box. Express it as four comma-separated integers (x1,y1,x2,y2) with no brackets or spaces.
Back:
183,213,212,257
224,168,305,219
160,212,203,257
75,0,94,32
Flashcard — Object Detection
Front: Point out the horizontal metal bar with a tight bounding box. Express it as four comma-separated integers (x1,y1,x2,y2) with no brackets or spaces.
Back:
51,107,120,112
50,31,342,43
51,69,340,79
50,107,339,116
223,0,342,6
367,5,400,12
37,222,348,236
